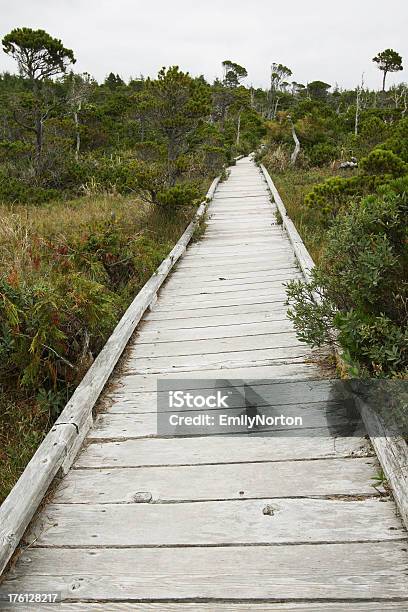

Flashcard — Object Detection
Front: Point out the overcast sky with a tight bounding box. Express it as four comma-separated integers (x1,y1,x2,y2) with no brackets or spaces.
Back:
0,0,406,90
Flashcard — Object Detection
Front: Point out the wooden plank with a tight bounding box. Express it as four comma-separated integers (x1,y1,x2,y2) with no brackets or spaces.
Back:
128,332,303,359
168,267,299,283
185,243,291,255
2,603,408,611
175,251,294,270
213,191,269,198
205,219,276,227
3,543,408,602
152,293,290,311
89,401,361,439
200,210,275,217
161,280,291,298
25,498,405,547
104,378,347,413
141,310,290,330
166,273,301,291
53,458,380,503
174,258,296,271
135,320,295,343
197,221,276,227
123,348,310,375
172,262,301,286
75,434,372,468
116,364,319,393
145,302,291,321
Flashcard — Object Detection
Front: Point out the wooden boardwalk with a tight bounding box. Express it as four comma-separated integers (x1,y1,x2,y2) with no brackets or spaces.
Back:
1,157,408,609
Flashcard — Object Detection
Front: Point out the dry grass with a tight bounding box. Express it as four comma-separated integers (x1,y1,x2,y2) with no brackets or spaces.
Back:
0,194,147,269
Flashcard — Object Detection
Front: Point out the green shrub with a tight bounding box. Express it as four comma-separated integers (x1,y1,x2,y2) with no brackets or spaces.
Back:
132,160,167,202
359,149,407,177
378,117,408,162
308,142,338,167
0,173,59,205
304,148,407,223
156,183,201,207
304,175,376,221
287,185,408,376
0,140,32,162
359,116,387,147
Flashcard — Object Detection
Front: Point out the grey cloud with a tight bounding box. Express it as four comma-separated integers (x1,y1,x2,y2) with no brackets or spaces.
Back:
0,0,406,89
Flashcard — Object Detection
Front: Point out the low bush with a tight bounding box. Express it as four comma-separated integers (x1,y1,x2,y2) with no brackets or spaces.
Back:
308,142,338,167
304,148,407,223
378,117,408,162
156,183,201,207
287,181,408,377
0,172,59,205
359,149,407,176
304,175,381,222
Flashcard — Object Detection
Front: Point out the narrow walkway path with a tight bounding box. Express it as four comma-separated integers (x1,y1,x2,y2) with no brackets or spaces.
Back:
1,158,407,609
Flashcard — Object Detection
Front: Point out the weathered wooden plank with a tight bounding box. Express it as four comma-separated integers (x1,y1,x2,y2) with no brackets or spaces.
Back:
2,603,407,611
174,258,296,272
165,275,300,294
207,210,274,217
89,401,361,438
116,364,319,393
135,319,294,343
104,379,346,413
127,332,303,359
141,310,290,330
123,349,310,375
25,498,405,547
214,191,269,197
206,220,276,228
184,246,292,258
179,252,292,265
53,457,380,503
4,543,408,602
172,263,300,284
152,292,290,311
75,434,372,468
145,302,291,321
168,268,299,284
205,220,276,228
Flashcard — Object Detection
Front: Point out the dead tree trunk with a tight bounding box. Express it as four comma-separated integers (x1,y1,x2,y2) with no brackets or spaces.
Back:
236,110,242,146
74,102,81,160
290,122,300,166
355,87,361,136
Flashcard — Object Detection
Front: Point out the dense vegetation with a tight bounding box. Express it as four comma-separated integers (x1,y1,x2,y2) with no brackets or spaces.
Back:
257,57,407,378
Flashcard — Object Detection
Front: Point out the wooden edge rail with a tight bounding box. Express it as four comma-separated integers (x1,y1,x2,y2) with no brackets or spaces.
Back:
260,162,408,531
0,175,221,576
260,163,314,278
